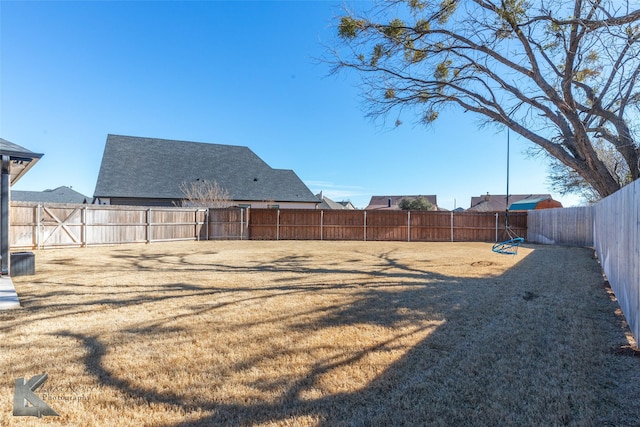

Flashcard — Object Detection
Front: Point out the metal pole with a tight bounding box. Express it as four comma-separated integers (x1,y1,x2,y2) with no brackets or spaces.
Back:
1,155,10,275
506,127,510,229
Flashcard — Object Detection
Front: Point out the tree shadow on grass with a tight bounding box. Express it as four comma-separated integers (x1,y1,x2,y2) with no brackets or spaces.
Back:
44,246,640,426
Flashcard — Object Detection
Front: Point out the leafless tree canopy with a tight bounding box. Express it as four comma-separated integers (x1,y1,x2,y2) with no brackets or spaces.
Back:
179,179,232,208
331,0,640,199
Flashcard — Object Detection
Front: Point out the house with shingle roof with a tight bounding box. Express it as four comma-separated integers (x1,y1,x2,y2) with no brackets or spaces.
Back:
93,135,320,208
12,186,90,204
467,193,561,211
315,192,357,210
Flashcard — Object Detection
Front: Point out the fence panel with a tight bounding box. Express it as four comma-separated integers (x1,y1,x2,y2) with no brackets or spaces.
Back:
10,204,40,248
366,211,408,241
322,210,366,240
247,209,279,240
277,210,322,240
454,212,523,242
409,211,451,241
84,207,147,245
10,202,207,248
593,180,639,346
528,206,594,246
208,208,246,240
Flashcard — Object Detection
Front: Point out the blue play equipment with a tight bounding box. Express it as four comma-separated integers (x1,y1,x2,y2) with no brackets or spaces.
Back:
492,236,524,255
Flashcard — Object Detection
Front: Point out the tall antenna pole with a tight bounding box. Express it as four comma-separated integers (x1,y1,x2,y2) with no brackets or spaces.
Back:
505,126,510,229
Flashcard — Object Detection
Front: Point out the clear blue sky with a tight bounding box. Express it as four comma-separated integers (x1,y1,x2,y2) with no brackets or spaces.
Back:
0,1,581,210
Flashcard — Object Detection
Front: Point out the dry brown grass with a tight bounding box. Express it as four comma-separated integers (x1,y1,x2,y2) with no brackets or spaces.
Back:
1,240,639,426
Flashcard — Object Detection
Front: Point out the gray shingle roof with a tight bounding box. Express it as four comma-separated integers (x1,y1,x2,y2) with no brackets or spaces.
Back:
0,138,42,159
316,192,350,210
12,186,90,204
94,135,318,203
0,138,44,185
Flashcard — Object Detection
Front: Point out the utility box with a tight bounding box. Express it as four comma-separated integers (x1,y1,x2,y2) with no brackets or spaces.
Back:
11,252,35,276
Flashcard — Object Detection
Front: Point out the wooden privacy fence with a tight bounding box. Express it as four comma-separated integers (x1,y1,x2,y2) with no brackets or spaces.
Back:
208,208,248,240
10,204,527,247
528,206,594,247
10,202,208,249
527,180,640,346
593,180,640,347
247,209,527,242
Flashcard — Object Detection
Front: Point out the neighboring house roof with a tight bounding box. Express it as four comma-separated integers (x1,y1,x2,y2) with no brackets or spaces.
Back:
11,186,90,204
94,134,318,203
316,192,350,210
365,195,438,210
0,138,43,185
467,193,553,211
509,197,563,211
337,201,357,210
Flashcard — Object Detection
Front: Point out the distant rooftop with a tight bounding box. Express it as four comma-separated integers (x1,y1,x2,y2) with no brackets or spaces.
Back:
467,194,553,212
12,186,90,204
366,195,438,210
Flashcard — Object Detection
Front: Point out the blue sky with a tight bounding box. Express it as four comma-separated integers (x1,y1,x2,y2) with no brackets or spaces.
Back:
0,1,581,210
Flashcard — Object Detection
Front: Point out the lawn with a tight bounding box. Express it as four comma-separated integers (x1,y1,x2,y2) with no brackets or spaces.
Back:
1,240,639,426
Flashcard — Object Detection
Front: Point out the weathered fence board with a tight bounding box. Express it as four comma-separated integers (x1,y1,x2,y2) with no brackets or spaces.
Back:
208,208,247,240
10,202,207,248
528,206,594,246
594,180,639,346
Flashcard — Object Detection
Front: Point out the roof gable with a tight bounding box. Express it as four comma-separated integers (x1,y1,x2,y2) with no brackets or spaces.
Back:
94,135,318,203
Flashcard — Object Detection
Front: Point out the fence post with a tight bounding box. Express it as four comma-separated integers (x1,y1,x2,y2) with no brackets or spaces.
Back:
320,210,324,241
277,209,280,241
364,211,367,241
82,205,88,247
146,208,152,243
245,207,250,240
495,212,498,243
194,209,199,241
36,204,42,250
450,211,454,242
407,211,411,242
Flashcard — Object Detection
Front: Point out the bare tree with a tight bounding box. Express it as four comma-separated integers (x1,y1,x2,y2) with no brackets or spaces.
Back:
331,0,640,199
179,179,232,208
